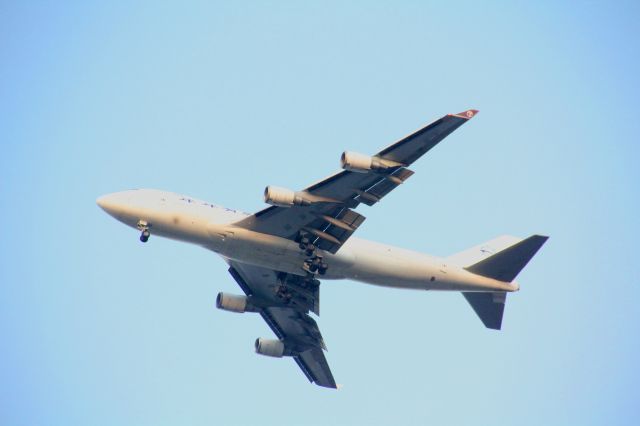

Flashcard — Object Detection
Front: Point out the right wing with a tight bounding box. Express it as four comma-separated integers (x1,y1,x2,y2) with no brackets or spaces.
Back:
234,110,478,254
223,110,479,387
227,261,337,388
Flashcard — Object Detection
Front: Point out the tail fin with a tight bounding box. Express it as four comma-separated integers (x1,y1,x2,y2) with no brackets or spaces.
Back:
449,235,549,330
446,235,522,267
465,235,549,282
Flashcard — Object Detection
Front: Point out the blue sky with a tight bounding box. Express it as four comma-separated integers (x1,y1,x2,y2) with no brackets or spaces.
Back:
1,2,639,425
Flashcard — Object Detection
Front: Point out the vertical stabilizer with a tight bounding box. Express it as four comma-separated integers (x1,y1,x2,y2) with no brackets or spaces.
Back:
465,235,548,282
447,235,522,267
452,235,548,330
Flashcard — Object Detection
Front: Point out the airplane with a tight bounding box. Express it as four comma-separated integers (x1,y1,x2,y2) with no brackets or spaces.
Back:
97,109,548,389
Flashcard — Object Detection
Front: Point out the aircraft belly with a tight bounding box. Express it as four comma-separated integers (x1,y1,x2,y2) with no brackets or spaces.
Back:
152,219,513,292
201,225,355,278
339,238,515,292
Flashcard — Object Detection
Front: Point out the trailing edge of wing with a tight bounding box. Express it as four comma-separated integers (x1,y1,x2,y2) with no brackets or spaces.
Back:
225,261,337,388
295,348,338,388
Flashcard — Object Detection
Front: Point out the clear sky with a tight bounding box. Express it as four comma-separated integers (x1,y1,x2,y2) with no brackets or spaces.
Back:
1,1,639,425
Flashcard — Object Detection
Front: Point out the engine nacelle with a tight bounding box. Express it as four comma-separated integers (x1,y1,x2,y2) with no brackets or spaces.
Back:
340,151,404,173
216,292,255,313
255,338,286,358
340,151,373,173
263,186,310,207
341,151,401,173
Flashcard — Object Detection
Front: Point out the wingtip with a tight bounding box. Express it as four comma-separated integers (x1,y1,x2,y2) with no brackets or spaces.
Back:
532,234,550,244
450,109,479,120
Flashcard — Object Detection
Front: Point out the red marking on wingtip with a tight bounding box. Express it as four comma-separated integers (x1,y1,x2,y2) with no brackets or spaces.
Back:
451,109,479,119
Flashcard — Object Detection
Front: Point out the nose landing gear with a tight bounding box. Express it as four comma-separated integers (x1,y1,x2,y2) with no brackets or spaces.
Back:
137,220,150,243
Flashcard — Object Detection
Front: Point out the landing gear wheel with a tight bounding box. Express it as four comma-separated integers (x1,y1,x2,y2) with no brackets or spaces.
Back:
140,229,150,243
298,236,310,250
302,250,326,276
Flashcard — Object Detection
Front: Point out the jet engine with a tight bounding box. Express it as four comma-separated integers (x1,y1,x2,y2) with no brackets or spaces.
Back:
341,151,399,173
340,151,374,172
216,292,256,313
255,338,286,358
263,186,310,207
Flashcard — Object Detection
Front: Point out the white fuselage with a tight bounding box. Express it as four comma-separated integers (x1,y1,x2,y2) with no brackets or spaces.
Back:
97,189,518,293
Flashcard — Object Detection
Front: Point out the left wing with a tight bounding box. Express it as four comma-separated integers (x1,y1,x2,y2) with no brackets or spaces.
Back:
227,261,337,388
233,110,477,254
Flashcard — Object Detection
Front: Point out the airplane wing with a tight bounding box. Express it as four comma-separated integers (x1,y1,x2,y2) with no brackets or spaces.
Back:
227,261,337,388
225,110,477,388
234,110,478,253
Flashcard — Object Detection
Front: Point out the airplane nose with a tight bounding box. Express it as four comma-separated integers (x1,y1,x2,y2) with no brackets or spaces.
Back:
96,192,126,218
96,195,108,209
96,194,113,211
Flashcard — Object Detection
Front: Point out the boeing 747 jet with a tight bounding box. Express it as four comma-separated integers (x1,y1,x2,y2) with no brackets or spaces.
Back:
97,110,547,388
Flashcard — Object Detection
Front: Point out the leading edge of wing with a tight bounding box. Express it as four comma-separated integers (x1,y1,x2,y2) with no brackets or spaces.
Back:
376,108,478,165
236,109,478,229
306,109,478,192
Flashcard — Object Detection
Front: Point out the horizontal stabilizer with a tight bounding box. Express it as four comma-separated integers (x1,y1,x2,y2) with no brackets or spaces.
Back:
462,292,506,330
465,235,548,282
